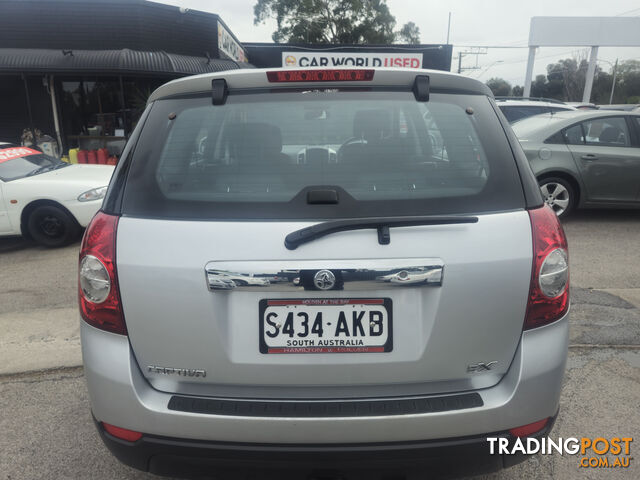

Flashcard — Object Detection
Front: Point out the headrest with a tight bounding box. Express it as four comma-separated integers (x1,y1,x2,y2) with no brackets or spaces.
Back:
226,122,283,163
353,109,391,143
599,126,622,144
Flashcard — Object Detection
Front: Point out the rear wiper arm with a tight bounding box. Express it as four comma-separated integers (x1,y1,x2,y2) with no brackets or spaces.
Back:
284,215,479,250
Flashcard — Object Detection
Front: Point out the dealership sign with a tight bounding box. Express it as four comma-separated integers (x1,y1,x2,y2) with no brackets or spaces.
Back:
282,52,422,69
218,21,247,63
0,147,40,163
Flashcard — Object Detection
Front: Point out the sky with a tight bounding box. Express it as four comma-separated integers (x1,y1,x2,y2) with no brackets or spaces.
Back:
154,0,640,87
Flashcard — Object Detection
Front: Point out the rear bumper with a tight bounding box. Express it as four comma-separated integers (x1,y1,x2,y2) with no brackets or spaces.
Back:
95,414,557,478
82,316,568,444
82,314,568,476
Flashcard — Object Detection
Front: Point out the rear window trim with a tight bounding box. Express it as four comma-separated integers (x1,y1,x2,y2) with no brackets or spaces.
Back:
150,85,492,103
118,90,527,220
489,98,544,210
103,104,153,215
118,206,526,224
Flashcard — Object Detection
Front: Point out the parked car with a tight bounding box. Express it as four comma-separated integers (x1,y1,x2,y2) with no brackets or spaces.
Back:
495,97,576,123
566,102,598,110
513,110,640,217
597,104,640,112
0,143,113,246
79,68,569,478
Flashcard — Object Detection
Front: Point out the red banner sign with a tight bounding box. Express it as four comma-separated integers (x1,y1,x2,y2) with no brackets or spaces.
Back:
0,147,41,163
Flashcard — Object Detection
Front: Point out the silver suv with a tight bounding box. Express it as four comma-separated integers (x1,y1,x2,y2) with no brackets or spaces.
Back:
79,68,570,479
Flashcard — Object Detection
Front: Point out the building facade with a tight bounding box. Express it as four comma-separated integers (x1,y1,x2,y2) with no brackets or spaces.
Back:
1,0,452,159
0,0,246,155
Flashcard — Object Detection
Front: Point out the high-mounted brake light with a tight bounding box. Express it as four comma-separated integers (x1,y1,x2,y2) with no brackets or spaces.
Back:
524,206,569,330
267,69,375,83
78,212,127,335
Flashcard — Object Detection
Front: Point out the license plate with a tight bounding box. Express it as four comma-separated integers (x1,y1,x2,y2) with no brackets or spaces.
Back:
259,298,392,354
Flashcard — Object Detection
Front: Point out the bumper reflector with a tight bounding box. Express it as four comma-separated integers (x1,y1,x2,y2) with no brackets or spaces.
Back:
508,418,550,438
102,422,143,442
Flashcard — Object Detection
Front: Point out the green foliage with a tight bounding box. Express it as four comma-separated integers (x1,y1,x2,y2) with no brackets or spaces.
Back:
545,58,596,101
616,59,640,77
254,0,419,44
397,21,420,44
486,77,512,97
521,58,639,104
530,74,548,98
612,60,640,104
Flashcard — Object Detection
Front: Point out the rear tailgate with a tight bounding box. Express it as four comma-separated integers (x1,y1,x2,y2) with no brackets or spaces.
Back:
117,212,531,398
115,73,533,399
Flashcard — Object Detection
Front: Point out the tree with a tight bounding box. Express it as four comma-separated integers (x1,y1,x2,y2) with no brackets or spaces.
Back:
511,85,524,97
486,78,512,97
614,60,640,104
588,60,640,104
396,21,420,44
545,57,602,101
616,59,640,76
590,70,613,104
530,74,549,98
254,0,419,44
525,57,638,104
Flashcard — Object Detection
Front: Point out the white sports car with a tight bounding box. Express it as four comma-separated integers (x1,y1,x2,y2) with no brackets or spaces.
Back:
0,143,114,246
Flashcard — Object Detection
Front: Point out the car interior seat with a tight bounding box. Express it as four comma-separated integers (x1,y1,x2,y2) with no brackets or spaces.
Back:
338,109,392,166
226,122,290,167
598,126,624,145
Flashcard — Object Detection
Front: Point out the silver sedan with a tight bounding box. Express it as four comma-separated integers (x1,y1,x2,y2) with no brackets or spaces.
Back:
513,110,640,217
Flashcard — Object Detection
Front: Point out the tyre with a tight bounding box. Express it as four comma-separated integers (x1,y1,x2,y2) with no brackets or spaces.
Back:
27,205,80,247
538,177,575,218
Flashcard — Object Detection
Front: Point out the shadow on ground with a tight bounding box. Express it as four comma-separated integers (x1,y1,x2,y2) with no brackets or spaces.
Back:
562,208,640,224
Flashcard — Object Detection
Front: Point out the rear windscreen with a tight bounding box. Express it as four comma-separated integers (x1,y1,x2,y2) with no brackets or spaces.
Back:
122,90,524,219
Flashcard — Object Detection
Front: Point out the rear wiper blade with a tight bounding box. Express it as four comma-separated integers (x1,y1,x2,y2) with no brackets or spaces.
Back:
284,215,479,250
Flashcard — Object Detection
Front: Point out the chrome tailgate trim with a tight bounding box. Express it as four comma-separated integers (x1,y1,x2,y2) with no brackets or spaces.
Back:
205,258,444,291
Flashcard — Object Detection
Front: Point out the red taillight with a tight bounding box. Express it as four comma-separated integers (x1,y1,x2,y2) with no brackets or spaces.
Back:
102,422,143,442
509,418,550,438
78,212,126,335
266,69,375,83
524,206,569,330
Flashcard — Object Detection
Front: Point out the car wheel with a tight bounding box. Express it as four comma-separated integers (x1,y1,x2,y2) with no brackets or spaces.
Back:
538,177,575,218
27,205,80,247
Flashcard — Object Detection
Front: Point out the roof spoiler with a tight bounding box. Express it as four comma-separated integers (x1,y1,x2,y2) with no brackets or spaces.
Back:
495,96,566,105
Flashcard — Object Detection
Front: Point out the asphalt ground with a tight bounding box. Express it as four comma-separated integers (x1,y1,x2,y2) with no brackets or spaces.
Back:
1,208,639,479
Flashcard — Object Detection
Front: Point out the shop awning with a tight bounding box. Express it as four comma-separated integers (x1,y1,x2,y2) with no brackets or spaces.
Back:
0,48,241,76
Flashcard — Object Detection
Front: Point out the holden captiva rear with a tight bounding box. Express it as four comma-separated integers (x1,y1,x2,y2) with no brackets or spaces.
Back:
80,67,569,479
